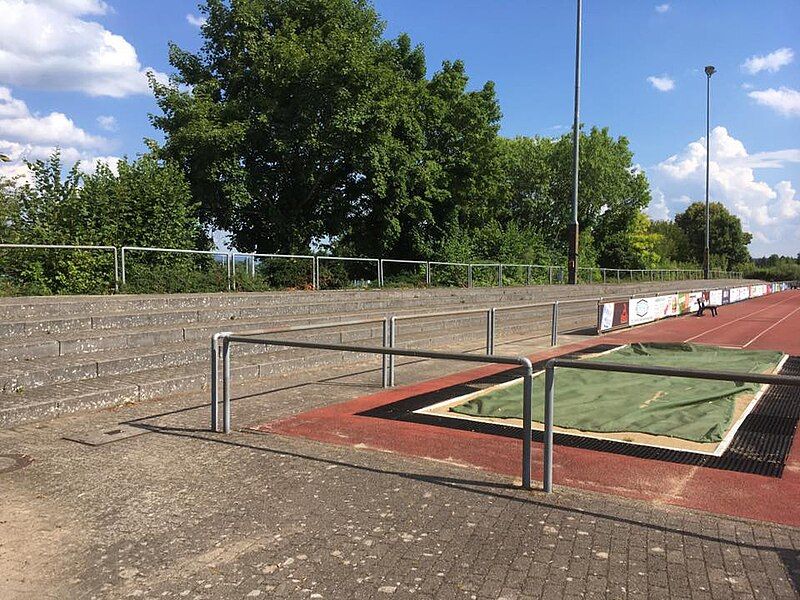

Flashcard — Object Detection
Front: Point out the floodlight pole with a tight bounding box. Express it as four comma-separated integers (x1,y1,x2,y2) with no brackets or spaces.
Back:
703,65,716,280
567,0,583,285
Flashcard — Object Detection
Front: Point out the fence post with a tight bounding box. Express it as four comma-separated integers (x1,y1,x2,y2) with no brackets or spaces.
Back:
527,265,532,286
210,335,219,431
468,265,473,288
222,336,232,434
485,308,493,355
381,317,389,388
616,269,620,283
602,268,607,284
377,260,383,287
227,254,233,291
498,264,503,287
112,248,120,292
121,247,127,286
549,266,553,285
551,301,559,346
389,316,396,387
522,365,533,490
543,362,555,493
426,262,431,286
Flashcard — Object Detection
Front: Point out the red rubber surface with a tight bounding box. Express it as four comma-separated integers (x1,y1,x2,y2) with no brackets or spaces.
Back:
255,290,800,526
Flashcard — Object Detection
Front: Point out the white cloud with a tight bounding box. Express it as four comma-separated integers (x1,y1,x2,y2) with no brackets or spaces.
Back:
741,48,794,75
0,87,106,148
648,126,800,255
186,13,206,27
647,75,675,92
748,87,800,117
38,0,109,14
0,0,167,97
654,4,670,13
97,115,118,132
79,155,120,175
0,87,118,180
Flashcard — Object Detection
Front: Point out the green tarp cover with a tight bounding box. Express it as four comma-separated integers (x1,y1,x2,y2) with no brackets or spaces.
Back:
451,343,784,443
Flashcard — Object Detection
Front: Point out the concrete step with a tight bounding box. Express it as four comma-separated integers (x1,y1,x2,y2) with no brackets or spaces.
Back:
0,301,597,393
0,288,607,362
0,279,738,320
0,319,560,428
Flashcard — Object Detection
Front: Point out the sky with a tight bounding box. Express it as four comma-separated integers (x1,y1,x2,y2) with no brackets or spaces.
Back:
0,0,798,257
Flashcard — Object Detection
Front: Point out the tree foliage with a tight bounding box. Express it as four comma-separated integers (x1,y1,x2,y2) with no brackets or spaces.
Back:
673,202,752,270
153,0,653,270
0,152,203,294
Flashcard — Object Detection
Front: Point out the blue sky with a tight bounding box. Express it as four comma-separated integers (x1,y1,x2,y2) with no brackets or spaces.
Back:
0,0,798,257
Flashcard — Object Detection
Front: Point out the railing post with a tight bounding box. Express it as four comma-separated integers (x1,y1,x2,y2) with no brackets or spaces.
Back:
522,364,533,490
210,334,219,431
616,269,620,283
112,247,120,293
222,336,232,433
527,265,531,286
121,247,127,286
377,260,383,287
602,268,607,284
227,253,233,292
426,262,431,286
486,308,493,355
543,362,555,493
550,301,559,346
381,317,389,388
549,266,553,285
389,315,397,387
498,264,503,287
468,264,473,288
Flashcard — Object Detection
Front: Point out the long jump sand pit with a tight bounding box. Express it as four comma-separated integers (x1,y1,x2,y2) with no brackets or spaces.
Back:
415,343,788,456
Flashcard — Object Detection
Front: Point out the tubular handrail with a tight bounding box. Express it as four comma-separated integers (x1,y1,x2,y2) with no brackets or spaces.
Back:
540,358,800,492
211,332,538,489
231,251,315,290
0,243,119,291
2,241,747,294
121,246,233,290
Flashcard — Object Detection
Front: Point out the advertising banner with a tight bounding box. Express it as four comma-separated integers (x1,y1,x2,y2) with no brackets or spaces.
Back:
709,289,723,306
598,301,630,331
722,288,730,305
629,296,658,326
677,292,703,314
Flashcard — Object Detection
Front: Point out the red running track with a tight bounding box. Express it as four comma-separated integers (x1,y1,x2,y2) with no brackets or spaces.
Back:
255,290,800,526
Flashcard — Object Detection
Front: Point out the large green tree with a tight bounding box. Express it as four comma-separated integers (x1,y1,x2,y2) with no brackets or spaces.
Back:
152,0,429,254
674,201,752,269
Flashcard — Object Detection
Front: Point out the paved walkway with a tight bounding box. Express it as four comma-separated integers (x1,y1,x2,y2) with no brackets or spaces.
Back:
1,333,799,599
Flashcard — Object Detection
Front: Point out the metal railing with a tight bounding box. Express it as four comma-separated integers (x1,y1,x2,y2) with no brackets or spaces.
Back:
2,241,745,294
231,252,315,290
0,243,120,291
539,359,800,493
210,332,539,489
315,256,382,289
121,246,233,290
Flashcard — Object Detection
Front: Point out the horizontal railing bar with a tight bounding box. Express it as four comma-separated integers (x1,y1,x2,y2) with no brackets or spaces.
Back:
317,256,379,263
494,298,600,313
0,243,116,251
232,252,314,260
226,335,531,366
123,246,227,256
548,359,800,386
230,317,388,338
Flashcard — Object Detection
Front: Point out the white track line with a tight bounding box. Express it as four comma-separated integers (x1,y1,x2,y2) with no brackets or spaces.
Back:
682,294,797,343
742,304,800,348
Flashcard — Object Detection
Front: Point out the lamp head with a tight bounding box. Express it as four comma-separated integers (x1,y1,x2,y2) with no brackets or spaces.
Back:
705,65,716,77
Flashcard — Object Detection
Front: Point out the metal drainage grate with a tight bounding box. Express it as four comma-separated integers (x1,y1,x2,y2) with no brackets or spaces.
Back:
359,346,800,478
